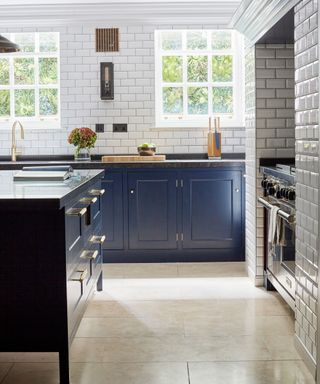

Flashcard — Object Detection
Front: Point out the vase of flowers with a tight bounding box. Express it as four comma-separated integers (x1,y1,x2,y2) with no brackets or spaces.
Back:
68,127,97,161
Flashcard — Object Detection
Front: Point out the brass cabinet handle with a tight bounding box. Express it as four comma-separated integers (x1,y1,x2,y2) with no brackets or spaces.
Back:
71,268,88,282
80,250,98,260
90,235,106,244
80,197,98,205
89,188,105,196
66,207,87,217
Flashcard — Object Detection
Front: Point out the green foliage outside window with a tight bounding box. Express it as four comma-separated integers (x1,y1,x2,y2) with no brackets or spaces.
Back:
187,56,208,82
212,55,233,82
162,87,183,114
15,89,35,117
39,32,59,52
0,90,10,116
0,32,59,121
40,89,58,115
0,59,9,85
211,31,232,49
13,33,35,52
161,31,182,50
159,30,235,118
39,58,58,84
162,56,183,82
14,58,35,85
188,87,208,114
212,87,233,113
187,31,207,50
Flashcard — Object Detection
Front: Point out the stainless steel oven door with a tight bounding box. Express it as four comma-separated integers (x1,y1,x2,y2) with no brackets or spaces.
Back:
266,218,295,299
260,197,296,300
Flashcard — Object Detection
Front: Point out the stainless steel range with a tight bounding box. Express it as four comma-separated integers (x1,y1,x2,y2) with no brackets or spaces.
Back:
259,164,296,310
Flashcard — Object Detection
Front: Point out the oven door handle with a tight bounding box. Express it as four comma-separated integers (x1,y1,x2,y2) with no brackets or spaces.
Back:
258,197,295,224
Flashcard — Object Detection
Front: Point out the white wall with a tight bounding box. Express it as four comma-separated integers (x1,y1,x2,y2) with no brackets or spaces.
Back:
0,24,245,157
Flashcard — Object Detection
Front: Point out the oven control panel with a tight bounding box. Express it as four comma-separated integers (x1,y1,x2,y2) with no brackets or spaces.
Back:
261,176,295,201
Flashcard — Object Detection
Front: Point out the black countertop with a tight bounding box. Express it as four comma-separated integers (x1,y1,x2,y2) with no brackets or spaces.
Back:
0,169,104,208
0,154,245,170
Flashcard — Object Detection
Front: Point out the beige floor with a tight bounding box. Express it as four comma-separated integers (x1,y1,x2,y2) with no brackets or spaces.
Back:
0,262,315,383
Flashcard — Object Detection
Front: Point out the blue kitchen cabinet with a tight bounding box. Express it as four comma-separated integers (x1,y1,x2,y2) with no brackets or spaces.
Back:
127,170,178,249
101,171,124,250
102,165,244,262
181,169,243,250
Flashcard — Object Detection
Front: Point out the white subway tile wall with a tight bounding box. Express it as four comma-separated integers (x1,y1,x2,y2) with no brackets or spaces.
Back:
0,25,245,156
255,43,295,286
245,42,295,286
244,45,257,283
295,0,318,364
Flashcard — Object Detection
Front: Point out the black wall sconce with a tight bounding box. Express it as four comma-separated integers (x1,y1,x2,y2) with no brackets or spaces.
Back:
100,62,114,100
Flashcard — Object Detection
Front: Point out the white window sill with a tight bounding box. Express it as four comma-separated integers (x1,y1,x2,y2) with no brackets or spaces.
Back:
152,121,245,130
0,120,62,130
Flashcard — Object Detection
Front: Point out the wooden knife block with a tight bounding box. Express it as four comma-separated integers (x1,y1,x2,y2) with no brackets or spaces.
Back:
208,131,221,158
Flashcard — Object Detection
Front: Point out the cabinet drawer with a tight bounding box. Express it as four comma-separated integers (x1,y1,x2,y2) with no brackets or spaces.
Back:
82,187,104,226
67,263,89,313
82,231,104,281
65,206,86,252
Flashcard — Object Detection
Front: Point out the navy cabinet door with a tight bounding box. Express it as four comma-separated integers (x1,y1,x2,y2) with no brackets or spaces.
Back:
128,170,177,249
182,169,242,249
101,171,124,249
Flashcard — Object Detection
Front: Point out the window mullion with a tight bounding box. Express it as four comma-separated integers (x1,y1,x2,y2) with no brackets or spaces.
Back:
183,52,188,119
182,32,188,119
208,53,212,117
9,53,15,120
34,33,40,119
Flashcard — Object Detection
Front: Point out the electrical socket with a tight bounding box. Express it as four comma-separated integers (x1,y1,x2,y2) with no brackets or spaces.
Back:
95,123,104,133
113,123,127,132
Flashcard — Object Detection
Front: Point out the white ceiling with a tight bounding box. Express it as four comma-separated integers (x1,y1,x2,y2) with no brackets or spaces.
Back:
0,0,241,27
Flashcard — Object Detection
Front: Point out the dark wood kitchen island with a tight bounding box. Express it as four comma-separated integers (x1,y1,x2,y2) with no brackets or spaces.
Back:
0,169,105,384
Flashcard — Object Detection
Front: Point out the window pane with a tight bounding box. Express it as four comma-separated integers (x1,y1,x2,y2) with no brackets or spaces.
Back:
188,87,208,114
161,31,182,50
187,56,208,82
212,87,233,113
39,32,58,52
212,31,232,49
40,89,58,115
0,59,9,85
162,87,183,114
14,58,34,85
13,33,35,52
15,89,35,117
39,58,58,84
162,56,183,82
0,90,10,116
187,31,207,50
212,55,232,81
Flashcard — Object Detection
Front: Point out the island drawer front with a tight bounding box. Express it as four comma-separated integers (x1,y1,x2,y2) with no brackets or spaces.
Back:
67,260,91,333
65,207,86,254
87,232,103,282
66,223,103,280
65,180,103,268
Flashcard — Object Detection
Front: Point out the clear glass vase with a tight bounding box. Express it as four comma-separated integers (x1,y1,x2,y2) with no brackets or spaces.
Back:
74,147,91,161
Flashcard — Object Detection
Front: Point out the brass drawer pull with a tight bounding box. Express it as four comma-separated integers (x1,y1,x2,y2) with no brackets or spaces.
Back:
90,235,106,244
71,268,88,282
66,207,87,217
89,188,105,196
80,250,98,260
80,197,98,205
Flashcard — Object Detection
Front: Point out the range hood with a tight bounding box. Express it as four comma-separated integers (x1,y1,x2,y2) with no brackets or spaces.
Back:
0,35,19,53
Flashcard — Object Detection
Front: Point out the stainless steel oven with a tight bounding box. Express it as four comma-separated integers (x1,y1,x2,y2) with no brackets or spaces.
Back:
259,164,296,310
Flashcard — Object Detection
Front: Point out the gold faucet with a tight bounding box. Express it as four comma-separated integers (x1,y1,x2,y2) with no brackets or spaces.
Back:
11,120,24,161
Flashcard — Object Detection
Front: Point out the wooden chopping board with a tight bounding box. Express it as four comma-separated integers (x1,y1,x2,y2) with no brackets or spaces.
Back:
101,155,166,162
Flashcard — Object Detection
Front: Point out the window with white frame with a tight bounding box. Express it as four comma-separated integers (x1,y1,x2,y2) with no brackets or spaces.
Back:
155,30,244,128
0,32,60,129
